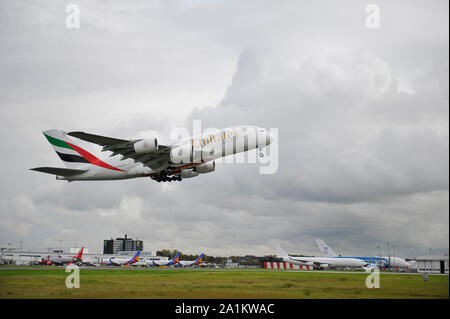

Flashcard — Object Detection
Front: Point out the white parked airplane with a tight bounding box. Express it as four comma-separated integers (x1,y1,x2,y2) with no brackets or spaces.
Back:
316,239,410,269
30,126,274,182
148,252,181,267
102,250,141,267
178,253,204,267
275,245,368,269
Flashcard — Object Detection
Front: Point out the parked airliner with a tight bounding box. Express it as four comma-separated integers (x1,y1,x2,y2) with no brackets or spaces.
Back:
178,253,204,267
31,126,274,182
149,252,181,267
42,247,84,266
275,245,367,269
102,250,141,267
316,239,410,269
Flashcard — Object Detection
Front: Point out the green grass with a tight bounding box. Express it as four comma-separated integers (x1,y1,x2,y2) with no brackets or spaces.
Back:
0,267,448,299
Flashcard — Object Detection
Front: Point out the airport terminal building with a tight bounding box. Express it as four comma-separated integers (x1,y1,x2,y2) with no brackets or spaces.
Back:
103,234,143,254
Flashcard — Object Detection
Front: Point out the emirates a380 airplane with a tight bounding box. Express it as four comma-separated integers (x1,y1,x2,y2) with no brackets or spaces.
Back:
31,126,273,182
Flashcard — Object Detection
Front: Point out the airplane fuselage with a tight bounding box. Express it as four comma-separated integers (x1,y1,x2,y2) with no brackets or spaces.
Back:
56,126,273,181
280,255,368,268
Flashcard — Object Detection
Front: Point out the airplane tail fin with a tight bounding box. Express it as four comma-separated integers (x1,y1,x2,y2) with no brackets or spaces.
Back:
169,252,181,265
41,129,93,169
274,244,289,258
74,247,84,259
132,250,141,263
39,129,124,173
196,253,204,265
125,250,141,267
192,253,204,266
316,239,338,257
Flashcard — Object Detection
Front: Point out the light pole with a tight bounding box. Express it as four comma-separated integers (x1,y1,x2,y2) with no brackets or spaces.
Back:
59,240,62,257
377,245,381,267
387,242,390,270
393,245,396,270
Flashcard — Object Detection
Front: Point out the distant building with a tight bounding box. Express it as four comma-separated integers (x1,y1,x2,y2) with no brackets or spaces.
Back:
415,255,449,274
103,234,143,254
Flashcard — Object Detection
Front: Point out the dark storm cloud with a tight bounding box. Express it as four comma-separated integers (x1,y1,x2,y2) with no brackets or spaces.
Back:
190,49,448,203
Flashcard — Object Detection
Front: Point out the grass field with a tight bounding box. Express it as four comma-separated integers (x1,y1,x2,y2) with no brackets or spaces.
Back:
0,267,448,299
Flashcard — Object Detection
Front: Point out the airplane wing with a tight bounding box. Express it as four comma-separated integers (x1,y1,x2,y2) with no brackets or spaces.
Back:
68,131,172,170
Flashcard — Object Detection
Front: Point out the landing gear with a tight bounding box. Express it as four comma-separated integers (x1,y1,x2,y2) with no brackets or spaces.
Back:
150,173,182,183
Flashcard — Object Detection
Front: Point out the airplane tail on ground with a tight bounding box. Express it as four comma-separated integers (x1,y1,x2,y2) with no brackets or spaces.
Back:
195,253,204,265
167,252,181,266
73,247,84,259
316,239,338,257
124,250,141,267
191,253,204,266
274,244,289,258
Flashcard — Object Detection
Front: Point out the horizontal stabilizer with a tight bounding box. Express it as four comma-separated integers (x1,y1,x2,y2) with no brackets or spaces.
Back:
30,167,88,176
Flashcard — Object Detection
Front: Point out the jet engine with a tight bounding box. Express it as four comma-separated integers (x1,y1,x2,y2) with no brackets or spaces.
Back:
194,161,215,174
134,138,158,154
180,169,199,178
319,263,329,269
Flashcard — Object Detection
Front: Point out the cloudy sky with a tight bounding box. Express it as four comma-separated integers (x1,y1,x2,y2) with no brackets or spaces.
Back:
0,0,448,258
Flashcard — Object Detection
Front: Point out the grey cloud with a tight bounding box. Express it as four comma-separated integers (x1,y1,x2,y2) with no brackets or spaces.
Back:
0,0,448,258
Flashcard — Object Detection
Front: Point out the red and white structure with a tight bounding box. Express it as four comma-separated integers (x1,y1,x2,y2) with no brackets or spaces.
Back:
264,261,313,270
